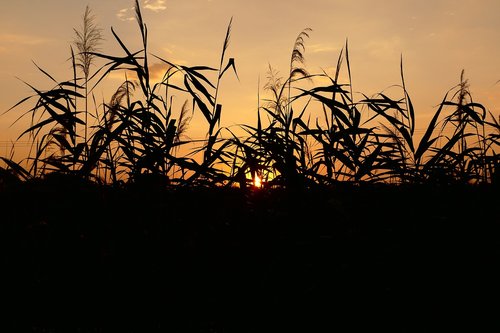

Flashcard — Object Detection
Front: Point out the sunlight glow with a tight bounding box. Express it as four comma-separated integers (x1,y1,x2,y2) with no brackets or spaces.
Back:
254,174,262,188
246,170,278,189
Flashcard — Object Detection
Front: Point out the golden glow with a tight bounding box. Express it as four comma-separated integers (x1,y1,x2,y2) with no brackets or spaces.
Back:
254,174,262,188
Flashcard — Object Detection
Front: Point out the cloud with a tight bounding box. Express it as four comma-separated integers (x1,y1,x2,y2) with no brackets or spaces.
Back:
117,1,167,21
144,0,167,12
148,62,173,81
116,8,134,21
308,43,341,54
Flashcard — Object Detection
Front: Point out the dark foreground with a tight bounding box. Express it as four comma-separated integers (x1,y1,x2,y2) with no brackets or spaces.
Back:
1,178,499,332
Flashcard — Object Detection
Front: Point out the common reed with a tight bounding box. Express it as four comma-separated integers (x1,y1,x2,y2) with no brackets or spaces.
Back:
1,0,498,189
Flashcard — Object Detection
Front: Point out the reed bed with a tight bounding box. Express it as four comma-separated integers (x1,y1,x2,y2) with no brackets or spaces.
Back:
0,0,498,189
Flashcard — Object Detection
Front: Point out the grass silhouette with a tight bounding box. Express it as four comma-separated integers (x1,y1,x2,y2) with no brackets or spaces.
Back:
1,0,498,187
0,1,499,332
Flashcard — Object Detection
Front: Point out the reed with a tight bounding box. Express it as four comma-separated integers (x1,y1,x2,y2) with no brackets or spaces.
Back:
1,0,498,189
72,5,104,150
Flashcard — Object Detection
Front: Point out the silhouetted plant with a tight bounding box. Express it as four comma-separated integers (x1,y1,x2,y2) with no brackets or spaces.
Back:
76,0,237,186
227,28,317,190
72,5,104,149
3,65,86,178
1,0,498,189
295,41,381,184
153,17,238,186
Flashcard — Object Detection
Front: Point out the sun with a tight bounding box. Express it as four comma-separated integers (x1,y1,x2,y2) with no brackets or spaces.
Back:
244,170,277,189
253,174,262,188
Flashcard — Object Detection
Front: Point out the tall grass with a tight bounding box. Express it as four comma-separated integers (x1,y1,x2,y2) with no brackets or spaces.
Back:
1,0,498,189
73,5,104,151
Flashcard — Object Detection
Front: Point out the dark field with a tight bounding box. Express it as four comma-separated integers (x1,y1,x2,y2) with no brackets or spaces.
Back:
1,179,499,332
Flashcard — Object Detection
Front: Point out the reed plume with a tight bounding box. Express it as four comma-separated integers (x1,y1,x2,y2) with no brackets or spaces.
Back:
73,5,104,146
175,100,192,144
106,80,137,130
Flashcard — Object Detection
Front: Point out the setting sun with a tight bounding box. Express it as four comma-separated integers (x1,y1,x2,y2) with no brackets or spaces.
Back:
254,174,262,188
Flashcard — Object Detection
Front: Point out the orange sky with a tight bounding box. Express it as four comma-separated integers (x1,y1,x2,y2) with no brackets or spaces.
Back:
1,0,500,158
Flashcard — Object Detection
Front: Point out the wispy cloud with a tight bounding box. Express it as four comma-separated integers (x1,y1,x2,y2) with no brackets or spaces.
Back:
308,43,340,54
144,0,167,12
148,62,172,81
117,1,167,21
116,8,134,21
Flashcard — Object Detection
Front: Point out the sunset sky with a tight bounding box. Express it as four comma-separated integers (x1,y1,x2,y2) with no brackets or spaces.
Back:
1,0,500,157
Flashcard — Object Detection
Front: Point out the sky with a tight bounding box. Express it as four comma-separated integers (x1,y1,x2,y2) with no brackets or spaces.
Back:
1,0,500,158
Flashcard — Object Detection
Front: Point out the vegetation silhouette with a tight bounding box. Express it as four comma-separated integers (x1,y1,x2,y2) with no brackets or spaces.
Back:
0,1,499,332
